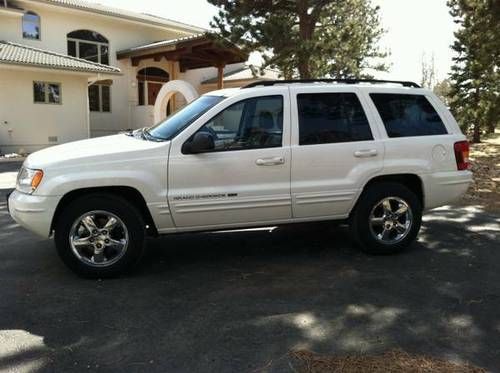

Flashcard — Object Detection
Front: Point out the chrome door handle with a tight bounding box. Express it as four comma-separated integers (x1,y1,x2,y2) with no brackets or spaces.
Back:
255,156,285,166
354,149,378,158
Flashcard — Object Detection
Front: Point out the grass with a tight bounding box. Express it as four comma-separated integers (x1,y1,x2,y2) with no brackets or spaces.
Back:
289,349,486,373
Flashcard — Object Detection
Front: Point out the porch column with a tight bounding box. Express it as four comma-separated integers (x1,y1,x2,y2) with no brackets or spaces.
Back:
217,64,225,90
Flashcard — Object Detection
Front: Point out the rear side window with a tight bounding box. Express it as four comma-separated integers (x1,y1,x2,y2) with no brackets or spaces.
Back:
298,93,373,145
370,94,447,138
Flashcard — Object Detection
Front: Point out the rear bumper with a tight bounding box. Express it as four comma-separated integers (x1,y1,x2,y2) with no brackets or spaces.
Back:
8,190,59,237
423,170,473,210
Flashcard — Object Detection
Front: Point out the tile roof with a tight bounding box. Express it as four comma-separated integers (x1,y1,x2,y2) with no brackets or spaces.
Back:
25,0,205,33
201,66,281,84
0,41,121,74
116,34,207,57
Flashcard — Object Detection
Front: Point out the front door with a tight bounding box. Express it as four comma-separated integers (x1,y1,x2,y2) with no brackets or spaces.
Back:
148,82,163,105
168,89,292,229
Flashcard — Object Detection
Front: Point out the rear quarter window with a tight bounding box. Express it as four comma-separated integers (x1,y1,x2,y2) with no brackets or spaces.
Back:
370,93,448,138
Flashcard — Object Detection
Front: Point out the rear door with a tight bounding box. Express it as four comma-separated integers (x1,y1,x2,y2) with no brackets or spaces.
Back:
290,86,385,219
168,87,292,229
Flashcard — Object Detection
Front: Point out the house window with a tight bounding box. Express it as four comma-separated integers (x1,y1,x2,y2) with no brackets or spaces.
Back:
23,11,40,40
136,67,169,106
89,84,111,112
67,30,109,65
33,82,61,104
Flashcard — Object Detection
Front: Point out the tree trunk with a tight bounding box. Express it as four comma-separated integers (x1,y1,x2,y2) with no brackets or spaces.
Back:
297,0,314,79
472,122,481,143
298,59,311,79
471,89,481,143
486,122,495,134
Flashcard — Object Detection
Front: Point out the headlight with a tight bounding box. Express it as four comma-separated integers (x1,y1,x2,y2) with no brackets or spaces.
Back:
16,167,44,194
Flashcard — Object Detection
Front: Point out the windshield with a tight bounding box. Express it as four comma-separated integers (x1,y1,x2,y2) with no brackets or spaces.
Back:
147,95,225,140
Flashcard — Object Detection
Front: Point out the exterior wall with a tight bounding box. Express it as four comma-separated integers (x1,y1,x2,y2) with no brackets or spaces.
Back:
0,1,192,137
0,67,89,154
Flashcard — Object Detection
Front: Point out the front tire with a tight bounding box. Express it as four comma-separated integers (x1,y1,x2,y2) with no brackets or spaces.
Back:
54,194,146,278
350,182,422,255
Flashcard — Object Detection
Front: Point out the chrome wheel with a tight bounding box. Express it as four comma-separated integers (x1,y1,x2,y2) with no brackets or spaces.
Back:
369,197,413,244
69,210,129,267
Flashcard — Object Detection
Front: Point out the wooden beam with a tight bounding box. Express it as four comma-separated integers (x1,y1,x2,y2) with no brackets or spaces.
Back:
217,64,225,90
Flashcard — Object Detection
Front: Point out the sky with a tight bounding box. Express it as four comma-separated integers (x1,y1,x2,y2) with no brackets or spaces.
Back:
97,0,457,83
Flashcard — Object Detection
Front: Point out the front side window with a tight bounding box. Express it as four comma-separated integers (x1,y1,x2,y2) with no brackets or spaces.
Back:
23,11,40,40
193,95,283,152
89,84,111,112
67,30,109,65
33,82,61,104
298,93,373,145
370,93,448,137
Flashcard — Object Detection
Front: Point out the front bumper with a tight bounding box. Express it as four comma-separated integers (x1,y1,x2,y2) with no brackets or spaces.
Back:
8,190,60,238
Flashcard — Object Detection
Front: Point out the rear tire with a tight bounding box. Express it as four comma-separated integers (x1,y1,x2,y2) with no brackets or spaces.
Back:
350,182,422,255
54,194,146,278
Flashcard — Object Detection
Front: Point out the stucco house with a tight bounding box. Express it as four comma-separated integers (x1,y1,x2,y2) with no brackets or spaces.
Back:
0,0,278,154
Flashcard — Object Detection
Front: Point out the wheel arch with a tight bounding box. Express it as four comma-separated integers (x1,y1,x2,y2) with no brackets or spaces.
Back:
50,186,158,237
356,173,425,211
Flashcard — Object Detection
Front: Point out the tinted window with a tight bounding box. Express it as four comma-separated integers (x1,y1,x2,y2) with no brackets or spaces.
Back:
370,94,447,137
298,93,372,145
192,95,283,152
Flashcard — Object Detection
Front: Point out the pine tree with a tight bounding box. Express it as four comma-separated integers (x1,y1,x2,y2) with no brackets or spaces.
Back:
207,0,388,79
447,0,500,142
433,79,453,107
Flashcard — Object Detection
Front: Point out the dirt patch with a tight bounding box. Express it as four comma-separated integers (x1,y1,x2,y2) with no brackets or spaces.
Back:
289,349,486,373
462,130,500,211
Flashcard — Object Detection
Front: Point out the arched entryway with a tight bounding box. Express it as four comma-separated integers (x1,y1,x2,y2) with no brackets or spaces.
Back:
136,67,170,107
153,80,199,123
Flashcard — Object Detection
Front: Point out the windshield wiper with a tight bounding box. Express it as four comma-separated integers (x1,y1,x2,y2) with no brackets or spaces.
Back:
142,127,164,142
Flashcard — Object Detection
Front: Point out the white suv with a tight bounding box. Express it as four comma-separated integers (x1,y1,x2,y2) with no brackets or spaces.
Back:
8,79,473,278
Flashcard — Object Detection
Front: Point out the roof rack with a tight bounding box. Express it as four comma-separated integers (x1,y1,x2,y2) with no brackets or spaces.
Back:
242,79,421,89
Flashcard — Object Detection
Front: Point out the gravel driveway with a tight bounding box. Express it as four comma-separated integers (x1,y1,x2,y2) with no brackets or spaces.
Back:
0,161,499,372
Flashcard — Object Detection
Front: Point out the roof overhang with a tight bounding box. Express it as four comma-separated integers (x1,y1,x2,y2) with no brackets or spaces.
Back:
117,34,248,72
18,0,205,34
0,6,24,16
0,40,122,75
0,62,120,78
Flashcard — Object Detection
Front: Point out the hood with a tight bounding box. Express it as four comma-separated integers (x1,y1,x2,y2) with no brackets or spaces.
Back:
25,134,168,169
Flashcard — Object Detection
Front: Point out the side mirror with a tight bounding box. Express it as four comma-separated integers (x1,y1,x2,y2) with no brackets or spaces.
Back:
182,132,215,154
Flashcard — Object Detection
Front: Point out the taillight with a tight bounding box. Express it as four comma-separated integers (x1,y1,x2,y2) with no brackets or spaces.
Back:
454,141,470,170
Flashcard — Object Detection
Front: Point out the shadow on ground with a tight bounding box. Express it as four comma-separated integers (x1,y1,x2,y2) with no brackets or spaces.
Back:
0,164,499,372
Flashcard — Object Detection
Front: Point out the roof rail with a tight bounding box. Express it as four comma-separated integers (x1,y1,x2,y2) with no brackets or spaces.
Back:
242,79,421,89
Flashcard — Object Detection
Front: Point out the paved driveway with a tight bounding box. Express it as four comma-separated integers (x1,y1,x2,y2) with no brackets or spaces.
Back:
0,161,499,372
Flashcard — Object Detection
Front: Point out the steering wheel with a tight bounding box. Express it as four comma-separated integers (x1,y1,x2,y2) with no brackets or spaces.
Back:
199,126,218,140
